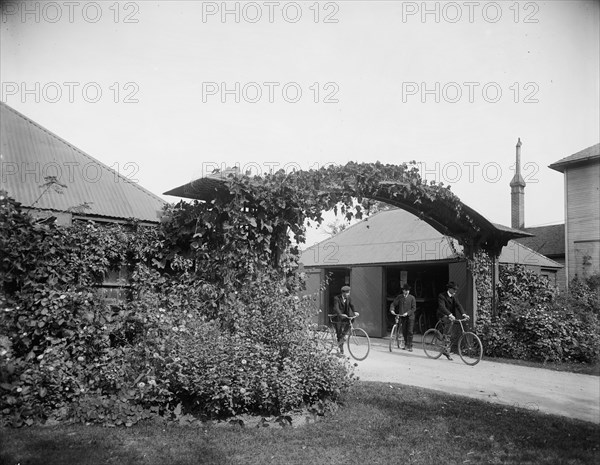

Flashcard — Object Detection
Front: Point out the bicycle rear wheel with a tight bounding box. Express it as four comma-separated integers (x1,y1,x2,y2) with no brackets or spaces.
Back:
422,329,444,359
315,325,336,353
416,313,424,335
347,327,370,361
389,324,398,352
458,332,483,366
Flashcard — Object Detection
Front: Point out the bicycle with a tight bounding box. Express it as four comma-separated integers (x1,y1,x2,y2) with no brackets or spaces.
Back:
388,312,406,352
422,316,483,366
315,314,370,361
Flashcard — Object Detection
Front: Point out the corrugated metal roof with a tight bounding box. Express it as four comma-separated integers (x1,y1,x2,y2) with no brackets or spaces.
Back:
498,240,563,268
549,143,600,173
0,102,166,223
300,209,562,269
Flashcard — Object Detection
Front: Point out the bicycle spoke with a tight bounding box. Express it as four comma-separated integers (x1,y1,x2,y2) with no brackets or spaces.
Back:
422,329,444,359
458,332,483,366
389,325,396,352
347,328,370,361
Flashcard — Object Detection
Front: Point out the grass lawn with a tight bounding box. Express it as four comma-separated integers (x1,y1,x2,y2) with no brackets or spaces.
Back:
2,381,598,465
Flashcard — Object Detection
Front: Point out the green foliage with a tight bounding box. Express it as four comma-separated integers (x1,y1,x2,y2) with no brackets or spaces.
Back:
496,264,557,311
0,190,354,427
474,262,600,364
122,270,355,419
161,162,468,286
477,303,600,363
0,193,146,426
568,273,600,316
470,250,493,317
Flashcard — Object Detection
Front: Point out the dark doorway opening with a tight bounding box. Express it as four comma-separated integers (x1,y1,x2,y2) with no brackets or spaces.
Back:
325,268,351,322
384,263,449,334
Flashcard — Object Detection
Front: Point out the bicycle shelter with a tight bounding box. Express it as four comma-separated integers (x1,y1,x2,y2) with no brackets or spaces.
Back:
299,208,559,337
164,168,540,337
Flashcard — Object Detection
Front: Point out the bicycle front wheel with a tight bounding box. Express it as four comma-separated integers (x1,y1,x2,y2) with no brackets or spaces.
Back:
458,332,483,366
389,324,397,352
422,329,444,359
347,327,370,361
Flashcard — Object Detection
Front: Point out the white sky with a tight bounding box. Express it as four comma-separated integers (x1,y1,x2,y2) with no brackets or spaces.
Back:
1,1,599,246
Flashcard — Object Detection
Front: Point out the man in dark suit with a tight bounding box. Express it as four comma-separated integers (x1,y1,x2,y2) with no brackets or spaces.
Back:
437,281,468,360
332,285,357,354
390,283,417,351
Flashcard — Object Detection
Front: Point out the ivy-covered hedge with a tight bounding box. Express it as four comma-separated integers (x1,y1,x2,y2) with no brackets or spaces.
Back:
0,193,353,427
475,261,600,364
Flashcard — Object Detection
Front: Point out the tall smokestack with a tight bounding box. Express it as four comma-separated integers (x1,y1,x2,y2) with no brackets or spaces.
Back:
510,138,526,229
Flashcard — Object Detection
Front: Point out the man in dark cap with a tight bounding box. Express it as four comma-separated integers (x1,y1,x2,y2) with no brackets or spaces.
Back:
332,285,357,354
390,283,417,351
436,281,469,360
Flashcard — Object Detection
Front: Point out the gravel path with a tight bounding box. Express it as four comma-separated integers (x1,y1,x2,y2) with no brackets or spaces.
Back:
352,337,600,424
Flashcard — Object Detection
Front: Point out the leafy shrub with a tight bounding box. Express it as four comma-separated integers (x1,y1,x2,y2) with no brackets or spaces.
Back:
497,264,557,312
1,193,354,427
478,303,600,363
568,273,600,316
476,264,600,364
129,270,355,419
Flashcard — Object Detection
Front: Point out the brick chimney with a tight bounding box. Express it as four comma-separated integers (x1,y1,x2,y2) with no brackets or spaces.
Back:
510,138,525,229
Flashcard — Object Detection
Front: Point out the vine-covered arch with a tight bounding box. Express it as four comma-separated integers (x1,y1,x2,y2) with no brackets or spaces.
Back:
164,161,530,259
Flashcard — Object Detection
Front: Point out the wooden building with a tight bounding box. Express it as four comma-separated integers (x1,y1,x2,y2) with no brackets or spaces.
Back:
549,143,600,283
300,208,562,337
515,224,566,289
1,102,168,301
0,102,166,226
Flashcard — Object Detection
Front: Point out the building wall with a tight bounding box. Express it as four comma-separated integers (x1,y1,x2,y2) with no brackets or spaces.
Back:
27,209,73,226
545,257,566,291
449,261,476,322
565,162,600,279
350,267,384,337
300,269,324,325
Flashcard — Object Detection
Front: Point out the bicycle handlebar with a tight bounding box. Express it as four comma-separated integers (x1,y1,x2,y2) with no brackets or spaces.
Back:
328,313,359,320
449,316,470,322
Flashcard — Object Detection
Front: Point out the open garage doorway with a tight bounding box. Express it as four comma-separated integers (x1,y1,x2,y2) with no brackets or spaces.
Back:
384,263,449,335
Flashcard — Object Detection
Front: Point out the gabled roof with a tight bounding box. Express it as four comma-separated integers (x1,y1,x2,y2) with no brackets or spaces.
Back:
0,102,166,223
549,143,600,173
514,224,565,257
300,209,562,269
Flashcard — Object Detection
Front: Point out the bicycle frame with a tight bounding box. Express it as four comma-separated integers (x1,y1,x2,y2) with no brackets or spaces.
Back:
326,313,370,361
425,317,483,366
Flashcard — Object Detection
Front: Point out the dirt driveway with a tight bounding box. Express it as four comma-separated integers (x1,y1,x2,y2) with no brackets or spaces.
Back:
353,338,600,424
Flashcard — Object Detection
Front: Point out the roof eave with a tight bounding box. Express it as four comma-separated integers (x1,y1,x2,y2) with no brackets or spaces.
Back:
549,155,600,173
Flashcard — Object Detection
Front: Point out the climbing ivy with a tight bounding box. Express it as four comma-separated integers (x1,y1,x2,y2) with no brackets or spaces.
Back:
162,161,469,286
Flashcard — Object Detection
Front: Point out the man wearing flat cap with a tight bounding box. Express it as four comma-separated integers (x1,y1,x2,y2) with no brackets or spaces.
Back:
332,285,357,354
437,281,469,360
390,283,417,351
